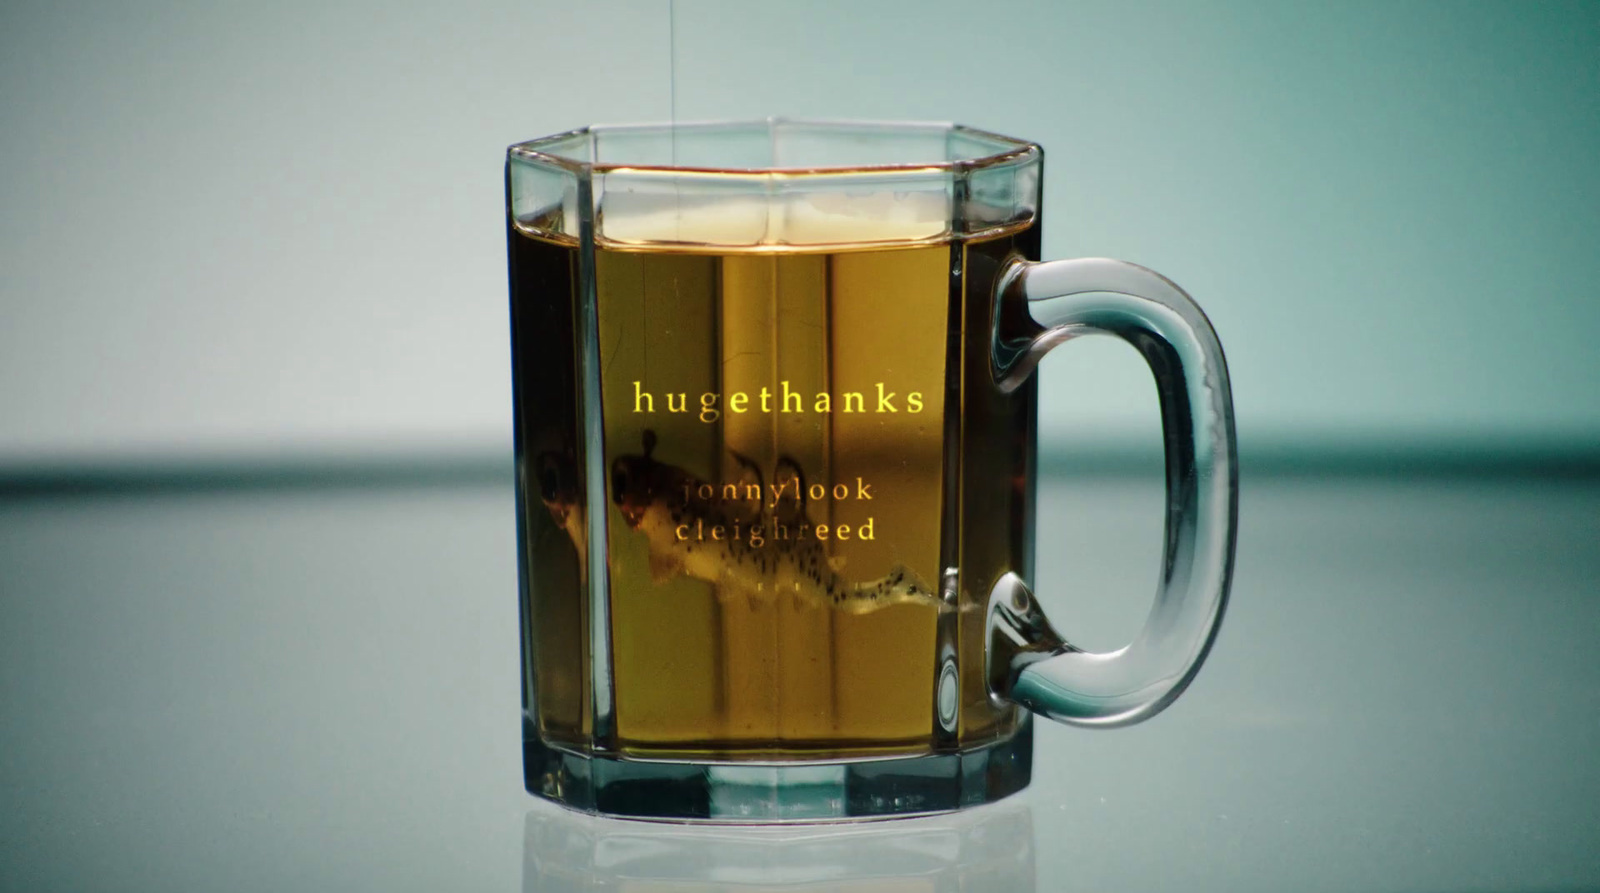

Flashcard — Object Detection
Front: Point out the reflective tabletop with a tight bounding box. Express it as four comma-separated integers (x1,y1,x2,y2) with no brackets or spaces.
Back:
3,470,1597,891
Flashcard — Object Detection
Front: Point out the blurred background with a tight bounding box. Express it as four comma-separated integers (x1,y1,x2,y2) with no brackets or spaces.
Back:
4,0,1596,472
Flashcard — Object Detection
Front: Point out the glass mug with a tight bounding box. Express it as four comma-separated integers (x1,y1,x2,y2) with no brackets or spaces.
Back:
505,120,1237,822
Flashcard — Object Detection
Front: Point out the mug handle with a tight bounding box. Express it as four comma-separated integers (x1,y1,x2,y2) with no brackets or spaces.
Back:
986,257,1239,727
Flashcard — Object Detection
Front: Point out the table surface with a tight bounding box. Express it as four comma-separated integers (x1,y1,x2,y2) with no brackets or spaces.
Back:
2,472,1597,892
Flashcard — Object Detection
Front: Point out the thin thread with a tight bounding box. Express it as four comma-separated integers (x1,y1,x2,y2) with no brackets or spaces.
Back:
668,0,677,146
669,0,679,239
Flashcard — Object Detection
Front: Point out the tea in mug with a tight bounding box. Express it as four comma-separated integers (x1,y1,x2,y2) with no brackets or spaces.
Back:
509,200,1038,760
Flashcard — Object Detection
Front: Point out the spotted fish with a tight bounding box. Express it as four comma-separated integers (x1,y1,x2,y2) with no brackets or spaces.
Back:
544,430,941,614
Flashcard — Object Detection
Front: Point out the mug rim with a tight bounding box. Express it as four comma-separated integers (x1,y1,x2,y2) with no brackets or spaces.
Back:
507,117,1040,177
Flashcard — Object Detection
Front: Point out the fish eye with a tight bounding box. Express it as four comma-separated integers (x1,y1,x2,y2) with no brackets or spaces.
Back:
611,465,628,503
539,466,560,501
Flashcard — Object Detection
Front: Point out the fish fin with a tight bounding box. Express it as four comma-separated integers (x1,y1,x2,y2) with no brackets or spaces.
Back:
773,456,807,527
726,450,765,525
648,549,680,583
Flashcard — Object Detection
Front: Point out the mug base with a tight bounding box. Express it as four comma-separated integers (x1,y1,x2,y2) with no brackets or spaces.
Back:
522,719,1033,823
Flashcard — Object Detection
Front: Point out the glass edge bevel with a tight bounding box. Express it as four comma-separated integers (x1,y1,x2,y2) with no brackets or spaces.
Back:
506,119,1040,177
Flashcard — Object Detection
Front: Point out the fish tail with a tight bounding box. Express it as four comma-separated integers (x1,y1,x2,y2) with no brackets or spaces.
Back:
828,564,939,614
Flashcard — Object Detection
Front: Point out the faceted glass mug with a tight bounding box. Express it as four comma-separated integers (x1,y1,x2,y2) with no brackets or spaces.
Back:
505,120,1237,822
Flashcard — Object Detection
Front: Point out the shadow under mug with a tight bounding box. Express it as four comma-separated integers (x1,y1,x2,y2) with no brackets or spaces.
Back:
506,119,1237,821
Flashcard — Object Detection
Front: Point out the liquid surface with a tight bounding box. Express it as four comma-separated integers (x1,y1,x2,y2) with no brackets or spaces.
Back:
597,190,953,248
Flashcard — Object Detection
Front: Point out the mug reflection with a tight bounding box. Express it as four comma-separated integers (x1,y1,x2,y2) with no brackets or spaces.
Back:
522,801,1034,892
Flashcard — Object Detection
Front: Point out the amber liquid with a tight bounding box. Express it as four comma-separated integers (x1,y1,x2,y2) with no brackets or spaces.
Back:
509,217,1038,760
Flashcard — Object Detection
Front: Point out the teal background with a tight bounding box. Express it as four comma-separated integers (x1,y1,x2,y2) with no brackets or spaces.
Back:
2,0,1596,466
